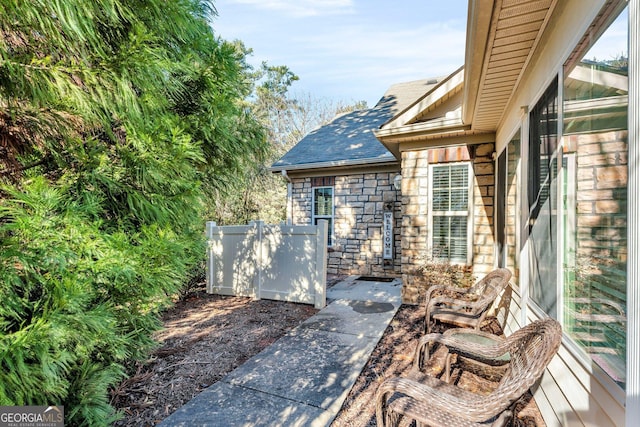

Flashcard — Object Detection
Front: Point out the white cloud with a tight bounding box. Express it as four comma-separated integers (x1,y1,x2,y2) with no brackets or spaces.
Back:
213,0,468,105
227,0,355,17
291,22,466,81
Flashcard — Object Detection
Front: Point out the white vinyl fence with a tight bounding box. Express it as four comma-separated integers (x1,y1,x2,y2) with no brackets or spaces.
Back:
206,220,328,308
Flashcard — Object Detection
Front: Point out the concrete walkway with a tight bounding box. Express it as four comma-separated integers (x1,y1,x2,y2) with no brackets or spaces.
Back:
159,276,402,427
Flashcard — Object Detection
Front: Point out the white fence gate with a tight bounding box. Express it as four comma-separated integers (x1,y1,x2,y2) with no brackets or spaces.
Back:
206,220,328,308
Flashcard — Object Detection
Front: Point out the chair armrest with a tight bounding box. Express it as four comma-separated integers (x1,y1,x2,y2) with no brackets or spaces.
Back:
424,292,478,333
376,376,499,424
428,295,478,309
411,332,445,372
424,284,447,302
432,292,496,316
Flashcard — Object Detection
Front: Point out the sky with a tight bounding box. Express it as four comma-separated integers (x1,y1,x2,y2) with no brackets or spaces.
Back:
210,0,469,107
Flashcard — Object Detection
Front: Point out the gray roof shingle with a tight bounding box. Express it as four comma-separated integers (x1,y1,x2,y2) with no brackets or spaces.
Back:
271,77,443,172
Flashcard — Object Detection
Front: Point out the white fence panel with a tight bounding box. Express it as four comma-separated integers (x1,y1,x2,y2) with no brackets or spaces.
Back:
260,224,326,306
206,220,327,308
206,223,258,298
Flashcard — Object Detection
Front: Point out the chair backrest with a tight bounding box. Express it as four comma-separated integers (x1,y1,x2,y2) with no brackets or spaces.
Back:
468,268,511,296
488,318,562,413
466,268,512,315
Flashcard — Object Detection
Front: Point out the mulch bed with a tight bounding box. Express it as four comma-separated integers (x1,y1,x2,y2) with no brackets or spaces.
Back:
111,276,545,426
332,305,546,427
110,290,319,426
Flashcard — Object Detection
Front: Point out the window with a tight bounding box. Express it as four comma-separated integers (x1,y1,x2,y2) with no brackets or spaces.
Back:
429,163,472,263
528,78,560,319
523,2,628,388
312,186,334,246
561,4,628,387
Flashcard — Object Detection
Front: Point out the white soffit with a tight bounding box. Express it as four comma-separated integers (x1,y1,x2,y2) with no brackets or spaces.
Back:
471,0,556,131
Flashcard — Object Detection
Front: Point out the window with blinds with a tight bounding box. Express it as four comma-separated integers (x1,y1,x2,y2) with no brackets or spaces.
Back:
312,186,334,246
430,163,472,263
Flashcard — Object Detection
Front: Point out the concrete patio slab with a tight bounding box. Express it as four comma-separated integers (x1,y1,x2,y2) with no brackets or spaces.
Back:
326,276,402,304
224,327,378,409
159,277,401,427
297,299,397,340
158,382,330,427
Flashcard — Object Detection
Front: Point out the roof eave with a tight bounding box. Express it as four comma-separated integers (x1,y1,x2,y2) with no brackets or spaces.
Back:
462,0,495,125
375,117,470,142
269,157,398,173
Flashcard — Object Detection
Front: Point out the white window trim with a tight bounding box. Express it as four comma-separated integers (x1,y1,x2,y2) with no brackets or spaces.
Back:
427,161,474,265
627,0,640,422
312,186,334,247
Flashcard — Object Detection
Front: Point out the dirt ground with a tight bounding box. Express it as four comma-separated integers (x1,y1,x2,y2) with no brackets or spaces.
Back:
111,276,545,426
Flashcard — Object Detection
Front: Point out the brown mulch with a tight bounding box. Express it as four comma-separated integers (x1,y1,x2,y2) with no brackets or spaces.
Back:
332,305,546,427
110,286,319,426
111,276,545,426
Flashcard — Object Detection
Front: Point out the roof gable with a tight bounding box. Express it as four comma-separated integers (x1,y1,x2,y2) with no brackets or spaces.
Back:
271,77,444,172
380,67,465,130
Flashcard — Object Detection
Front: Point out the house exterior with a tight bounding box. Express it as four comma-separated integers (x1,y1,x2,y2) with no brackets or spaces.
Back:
270,77,446,277
273,0,638,424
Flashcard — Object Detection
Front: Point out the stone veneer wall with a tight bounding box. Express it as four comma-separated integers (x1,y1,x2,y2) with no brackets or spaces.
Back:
570,130,628,264
401,143,496,304
290,172,401,277
567,129,627,319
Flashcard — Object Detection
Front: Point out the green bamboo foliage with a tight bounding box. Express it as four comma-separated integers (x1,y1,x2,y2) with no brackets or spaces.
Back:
0,0,268,425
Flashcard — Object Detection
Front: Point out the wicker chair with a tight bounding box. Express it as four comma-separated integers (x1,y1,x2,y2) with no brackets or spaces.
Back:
376,318,562,427
424,268,512,334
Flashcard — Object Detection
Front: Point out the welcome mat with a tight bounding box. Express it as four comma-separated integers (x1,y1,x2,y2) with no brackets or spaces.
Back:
355,276,395,282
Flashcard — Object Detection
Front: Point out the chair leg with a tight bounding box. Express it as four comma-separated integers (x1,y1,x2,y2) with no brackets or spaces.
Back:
444,352,453,383
384,408,403,427
507,394,531,425
425,318,435,334
424,304,433,334
490,410,513,427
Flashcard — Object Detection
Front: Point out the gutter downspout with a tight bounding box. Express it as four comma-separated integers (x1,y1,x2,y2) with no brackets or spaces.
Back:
281,170,292,225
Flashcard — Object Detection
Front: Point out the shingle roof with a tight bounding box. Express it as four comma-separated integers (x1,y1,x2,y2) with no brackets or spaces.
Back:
270,77,443,172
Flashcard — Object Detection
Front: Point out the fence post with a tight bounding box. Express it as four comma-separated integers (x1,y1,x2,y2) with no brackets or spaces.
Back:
315,220,328,309
252,220,265,300
206,221,217,294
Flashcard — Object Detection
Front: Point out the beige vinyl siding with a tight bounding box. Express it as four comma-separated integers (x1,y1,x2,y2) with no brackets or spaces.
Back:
503,288,624,426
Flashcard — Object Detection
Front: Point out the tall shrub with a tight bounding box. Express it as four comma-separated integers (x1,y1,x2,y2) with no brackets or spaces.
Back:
0,0,267,424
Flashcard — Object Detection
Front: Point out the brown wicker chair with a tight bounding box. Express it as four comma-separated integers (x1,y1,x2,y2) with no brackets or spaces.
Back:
376,318,562,427
424,268,512,334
